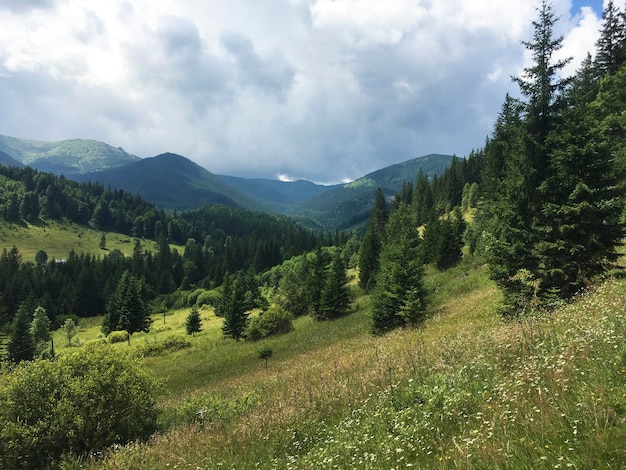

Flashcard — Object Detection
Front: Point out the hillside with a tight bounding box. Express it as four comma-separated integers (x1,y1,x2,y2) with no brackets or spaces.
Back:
77,153,265,211
291,154,455,231
0,134,139,175
218,175,339,213
0,150,23,168
36,257,626,469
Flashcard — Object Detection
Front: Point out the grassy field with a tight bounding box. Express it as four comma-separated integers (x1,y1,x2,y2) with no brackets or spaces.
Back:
4,220,626,468
0,220,173,261
39,255,612,469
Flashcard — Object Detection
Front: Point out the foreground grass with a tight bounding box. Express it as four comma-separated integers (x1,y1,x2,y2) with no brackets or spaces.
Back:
71,258,626,469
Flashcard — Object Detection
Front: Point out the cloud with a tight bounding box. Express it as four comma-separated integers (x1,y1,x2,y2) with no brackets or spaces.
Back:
0,0,607,183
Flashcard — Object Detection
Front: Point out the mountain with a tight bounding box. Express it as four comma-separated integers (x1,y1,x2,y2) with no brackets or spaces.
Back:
218,175,339,213
76,153,264,211
289,154,456,231
0,150,23,168
0,135,139,175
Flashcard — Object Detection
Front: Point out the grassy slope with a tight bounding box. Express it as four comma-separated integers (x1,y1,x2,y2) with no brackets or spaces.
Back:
71,257,626,469
0,221,171,262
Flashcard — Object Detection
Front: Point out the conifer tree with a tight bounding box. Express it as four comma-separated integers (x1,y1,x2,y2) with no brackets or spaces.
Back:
595,0,626,76
371,203,427,334
102,271,152,344
317,250,352,320
185,306,202,335
30,305,51,356
358,188,388,291
483,0,572,312
220,272,249,341
7,304,35,363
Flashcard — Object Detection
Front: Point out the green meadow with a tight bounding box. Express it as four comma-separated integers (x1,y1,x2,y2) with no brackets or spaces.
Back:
42,255,624,469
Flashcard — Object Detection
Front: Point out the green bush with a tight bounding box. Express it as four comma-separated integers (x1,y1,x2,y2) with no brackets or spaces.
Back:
134,335,192,358
0,344,158,469
107,330,128,344
195,289,220,307
245,306,294,341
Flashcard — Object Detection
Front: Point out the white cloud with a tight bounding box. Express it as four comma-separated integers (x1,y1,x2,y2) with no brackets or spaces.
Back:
0,0,606,183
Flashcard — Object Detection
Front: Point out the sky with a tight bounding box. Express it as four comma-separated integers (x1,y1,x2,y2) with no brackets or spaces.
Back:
0,0,608,184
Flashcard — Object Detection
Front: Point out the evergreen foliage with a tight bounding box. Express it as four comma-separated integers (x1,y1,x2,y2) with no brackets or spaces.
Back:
480,1,626,313
317,250,352,321
358,188,387,291
185,306,202,335
102,271,152,343
30,306,51,356
220,273,249,341
7,303,35,363
371,203,427,334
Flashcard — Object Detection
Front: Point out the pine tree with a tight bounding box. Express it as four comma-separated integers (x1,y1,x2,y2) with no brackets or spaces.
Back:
317,250,352,320
371,203,427,334
306,246,328,316
30,305,51,356
483,0,572,313
358,188,388,291
185,306,202,335
595,0,626,76
220,272,249,341
7,304,35,363
103,271,152,344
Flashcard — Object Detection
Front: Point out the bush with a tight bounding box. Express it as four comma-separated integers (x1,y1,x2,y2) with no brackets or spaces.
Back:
107,330,129,344
134,335,192,358
245,306,294,341
196,289,220,308
0,344,158,469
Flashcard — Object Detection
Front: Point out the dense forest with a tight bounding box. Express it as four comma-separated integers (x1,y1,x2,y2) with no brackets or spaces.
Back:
0,165,324,329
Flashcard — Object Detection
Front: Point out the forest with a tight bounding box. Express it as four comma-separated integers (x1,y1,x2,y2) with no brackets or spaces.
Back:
1,1,626,468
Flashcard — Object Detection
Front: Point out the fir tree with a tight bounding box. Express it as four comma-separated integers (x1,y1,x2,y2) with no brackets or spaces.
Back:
483,0,572,313
371,203,427,334
317,250,352,320
594,0,626,76
185,306,202,335
220,272,249,341
30,305,51,356
7,304,35,363
358,188,388,291
103,271,152,344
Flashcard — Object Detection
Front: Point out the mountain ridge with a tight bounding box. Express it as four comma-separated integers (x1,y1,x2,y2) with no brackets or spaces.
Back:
0,134,455,231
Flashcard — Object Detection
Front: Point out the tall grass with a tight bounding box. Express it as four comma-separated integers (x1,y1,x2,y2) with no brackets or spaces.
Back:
67,260,626,468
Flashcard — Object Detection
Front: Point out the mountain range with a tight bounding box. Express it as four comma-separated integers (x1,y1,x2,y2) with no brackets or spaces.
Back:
0,134,454,231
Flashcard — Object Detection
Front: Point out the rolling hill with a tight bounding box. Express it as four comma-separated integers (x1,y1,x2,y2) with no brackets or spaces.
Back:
290,154,456,231
0,134,139,175
76,152,265,211
0,133,455,231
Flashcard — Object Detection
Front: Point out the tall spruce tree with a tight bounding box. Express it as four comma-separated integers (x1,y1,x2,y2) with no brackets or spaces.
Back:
594,0,626,76
483,0,572,313
220,272,249,341
371,203,427,334
358,188,388,291
7,304,35,363
185,306,202,335
102,271,152,344
317,250,352,320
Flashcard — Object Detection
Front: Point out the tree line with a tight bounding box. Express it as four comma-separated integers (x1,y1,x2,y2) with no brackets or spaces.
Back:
358,0,626,329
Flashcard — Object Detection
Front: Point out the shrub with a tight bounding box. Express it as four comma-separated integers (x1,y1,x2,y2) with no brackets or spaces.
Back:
107,330,129,344
0,344,158,469
245,306,294,341
196,289,220,307
134,335,192,358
